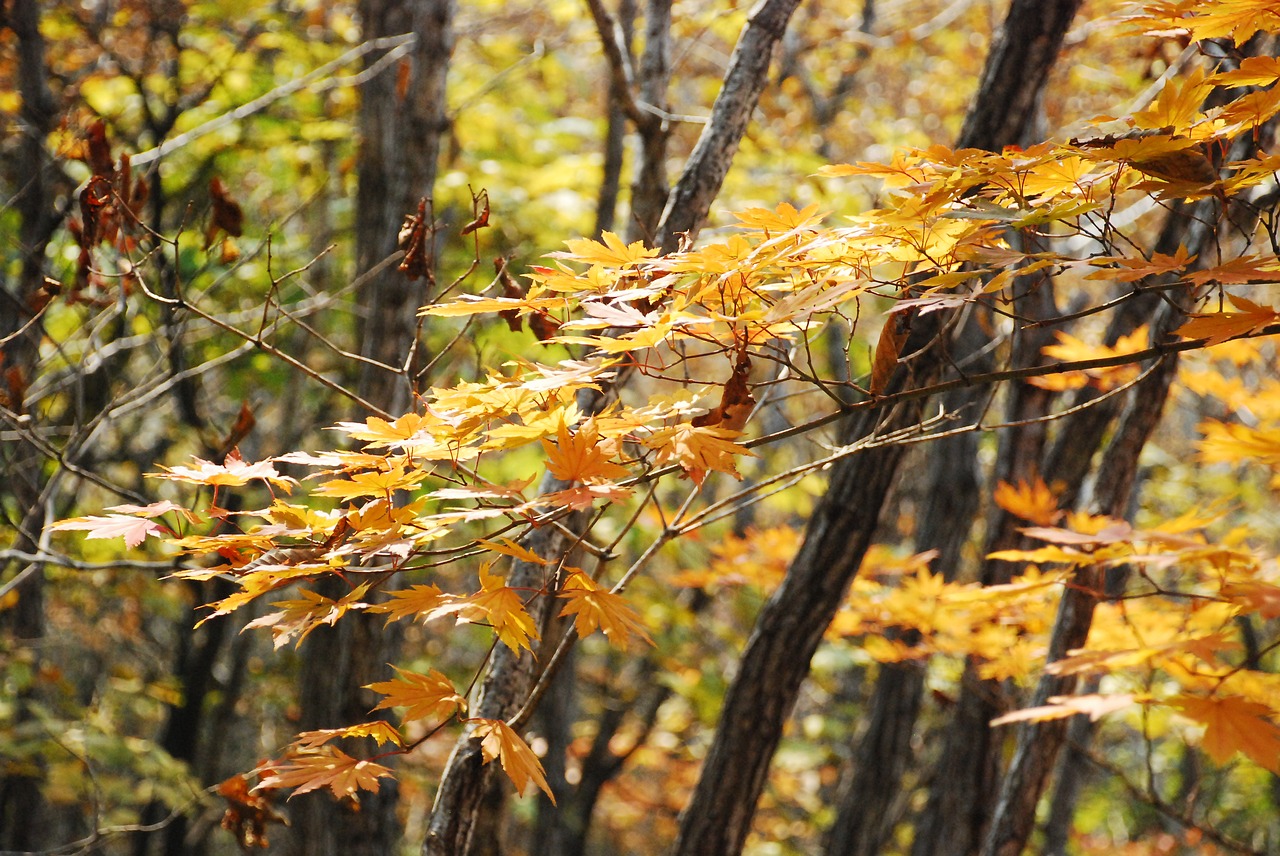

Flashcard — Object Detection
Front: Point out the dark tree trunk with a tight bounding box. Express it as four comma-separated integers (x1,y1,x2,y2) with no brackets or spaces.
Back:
0,0,60,847
291,2,453,854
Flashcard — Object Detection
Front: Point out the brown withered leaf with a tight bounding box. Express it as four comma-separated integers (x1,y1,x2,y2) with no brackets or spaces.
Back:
398,198,433,281
78,175,112,247
529,311,561,342
3,363,27,412
870,310,911,395
693,350,755,431
495,257,525,332
395,57,412,102
85,119,114,177
217,401,257,457
217,773,287,851
208,177,245,248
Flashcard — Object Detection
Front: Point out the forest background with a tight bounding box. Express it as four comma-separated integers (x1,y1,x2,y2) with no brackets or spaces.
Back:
5,0,1280,855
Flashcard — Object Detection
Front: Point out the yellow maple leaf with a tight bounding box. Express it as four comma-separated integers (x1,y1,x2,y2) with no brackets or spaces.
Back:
1033,325,1148,391
367,667,467,722
553,231,658,268
471,718,555,803
644,423,756,486
557,573,653,647
428,565,540,653
367,584,447,624
244,584,371,650
993,476,1061,526
290,721,404,751
335,412,442,446
311,464,427,499
541,420,630,483
1197,419,1280,467
1175,694,1280,774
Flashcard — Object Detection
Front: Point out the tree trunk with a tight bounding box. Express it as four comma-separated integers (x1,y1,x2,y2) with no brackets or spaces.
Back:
291,2,452,854
0,0,60,847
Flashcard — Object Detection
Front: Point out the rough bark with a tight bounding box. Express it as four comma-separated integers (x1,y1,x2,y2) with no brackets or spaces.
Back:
291,2,453,854
911,247,1063,856
670,311,946,856
354,0,454,415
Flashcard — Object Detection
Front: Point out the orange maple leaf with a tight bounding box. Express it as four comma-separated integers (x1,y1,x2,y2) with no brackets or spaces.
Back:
428,565,540,653
1175,695,1280,774
541,420,630,483
255,747,393,800
471,718,555,803
557,573,653,647
993,476,1061,526
367,667,467,722
1178,294,1280,347
290,721,404,751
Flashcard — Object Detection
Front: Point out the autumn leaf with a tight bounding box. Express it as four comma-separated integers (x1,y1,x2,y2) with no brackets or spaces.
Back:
1177,293,1280,346
476,538,552,566
1032,325,1149,391
310,464,427,499
366,584,447,624
557,573,653,647
1175,695,1280,774
244,584,371,649
50,514,167,548
540,481,635,511
991,693,1138,727
217,774,286,851
336,412,442,446
206,176,244,249
691,351,756,432
471,718,555,803
255,747,393,800
552,230,658,267
541,420,630,483
153,448,296,490
870,311,910,395
1197,419,1280,467
644,423,756,486
367,667,466,722
993,476,1061,526
428,564,540,653
290,721,404,751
